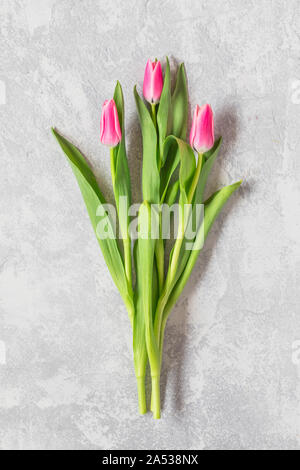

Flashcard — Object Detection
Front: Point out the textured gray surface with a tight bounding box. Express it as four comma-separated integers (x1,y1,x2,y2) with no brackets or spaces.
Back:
1,0,300,450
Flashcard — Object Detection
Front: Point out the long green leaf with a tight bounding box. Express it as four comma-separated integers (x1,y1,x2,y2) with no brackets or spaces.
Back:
52,129,133,319
112,81,132,235
136,202,160,374
170,63,188,140
157,57,171,164
133,234,158,382
133,239,147,385
134,87,160,203
112,82,133,287
164,180,242,318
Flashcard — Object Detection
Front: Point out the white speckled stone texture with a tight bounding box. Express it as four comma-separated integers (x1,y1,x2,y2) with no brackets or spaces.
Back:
1,0,300,450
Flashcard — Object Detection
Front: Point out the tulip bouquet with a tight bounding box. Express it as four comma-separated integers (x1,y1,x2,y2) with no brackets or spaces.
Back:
52,58,241,419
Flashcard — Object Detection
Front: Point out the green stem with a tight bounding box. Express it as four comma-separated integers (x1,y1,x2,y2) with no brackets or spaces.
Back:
153,240,197,388
151,376,161,419
110,148,116,186
155,219,164,294
151,103,157,128
157,198,207,357
151,103,161,171
139,202,161,419
133,295,148,415
188,153,203,203
151,295,167,412
169,153,203,281
145,319,161,419
154,153,204,360
153,281,172,362
168,203,185,281
136,376,147,415
158,302,172,364
110,147,132,290
134,341,147,415
158,250,199,361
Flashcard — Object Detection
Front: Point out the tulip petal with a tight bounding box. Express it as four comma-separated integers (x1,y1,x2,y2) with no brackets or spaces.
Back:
151,61,163,104
113,100,122,142
100,99,122,147
190,104,214,153
143,59,163,104
143,60,154,103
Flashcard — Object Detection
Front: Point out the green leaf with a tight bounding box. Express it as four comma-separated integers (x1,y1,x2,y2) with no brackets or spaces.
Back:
170,63,188,140
52,129,105,203
178,139,196,199
194,137,222,205
134,86,160,203
160,136,195,287
112,82,133,287
203,181,242,239
170,138,223,281
171,138,223,280
52,129,133,320
133,232,158,380
164,180,242,317
136,202,160,375
165,180,179,206
157,58,171,164
160,144,179,201
133,239,148,381
112,81,132,226
160,135,195,203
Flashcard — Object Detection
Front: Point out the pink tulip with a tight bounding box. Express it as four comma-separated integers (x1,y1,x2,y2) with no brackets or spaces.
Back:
190,104,214,153
143,59,163,104
100,99,122,147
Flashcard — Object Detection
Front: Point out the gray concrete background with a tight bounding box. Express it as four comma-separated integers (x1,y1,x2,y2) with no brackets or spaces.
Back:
0,0,300,450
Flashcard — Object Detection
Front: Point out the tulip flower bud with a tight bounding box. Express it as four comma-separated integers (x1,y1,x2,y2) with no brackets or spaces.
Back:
189,104,214,154
143,59,163,104
100,99,122,147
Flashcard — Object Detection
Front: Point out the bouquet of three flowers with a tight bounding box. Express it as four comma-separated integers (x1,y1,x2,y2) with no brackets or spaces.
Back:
53,58,241,419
